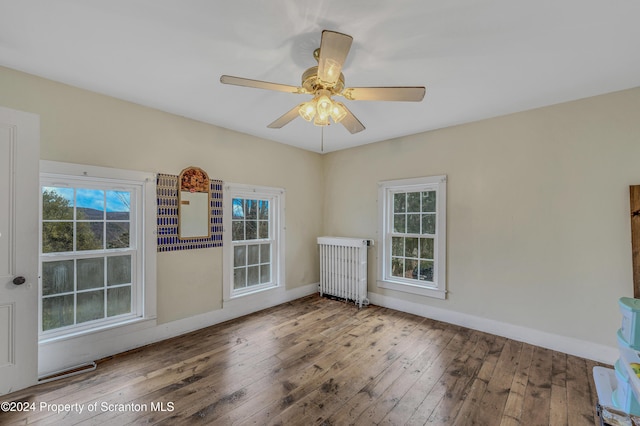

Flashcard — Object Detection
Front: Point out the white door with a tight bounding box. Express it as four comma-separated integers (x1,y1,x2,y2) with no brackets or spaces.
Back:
0,106,39,395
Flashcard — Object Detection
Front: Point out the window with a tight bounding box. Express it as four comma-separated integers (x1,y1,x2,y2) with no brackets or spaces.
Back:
39,161,156,340
378,175,447,299
223,184,285,300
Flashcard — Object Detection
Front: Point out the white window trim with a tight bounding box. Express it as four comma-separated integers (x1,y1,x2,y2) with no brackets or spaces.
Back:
38,160,157,344
222,183,285,303
377,175,447,299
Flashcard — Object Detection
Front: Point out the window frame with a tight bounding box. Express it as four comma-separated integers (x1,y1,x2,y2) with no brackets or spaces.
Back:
38,160,157,342
377,175,447,299
222,183,285,301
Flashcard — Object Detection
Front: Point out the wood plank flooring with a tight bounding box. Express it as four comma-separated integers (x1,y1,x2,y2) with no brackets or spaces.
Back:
1,295,606,425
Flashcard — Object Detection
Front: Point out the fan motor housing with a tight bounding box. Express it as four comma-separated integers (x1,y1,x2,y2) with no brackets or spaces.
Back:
301,66,344,95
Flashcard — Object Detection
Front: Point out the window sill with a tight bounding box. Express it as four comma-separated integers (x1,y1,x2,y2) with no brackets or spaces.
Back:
223,284,284,309
377,279,446,300
39,316,157,346
227,283,280,301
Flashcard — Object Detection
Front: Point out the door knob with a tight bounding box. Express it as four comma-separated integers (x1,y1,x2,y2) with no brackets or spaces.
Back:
12,276,26,285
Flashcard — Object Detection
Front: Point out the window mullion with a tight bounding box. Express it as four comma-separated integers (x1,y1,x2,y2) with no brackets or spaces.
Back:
103,255,108,320
73,258,78,326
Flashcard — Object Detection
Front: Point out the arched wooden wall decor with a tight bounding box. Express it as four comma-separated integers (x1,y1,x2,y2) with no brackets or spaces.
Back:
178,166,211,239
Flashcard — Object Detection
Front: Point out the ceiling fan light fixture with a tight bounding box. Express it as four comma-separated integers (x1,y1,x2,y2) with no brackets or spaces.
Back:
313,113,330,127
299,92,341,126
298,101,316,121
316,94,333,119
330,101,347,123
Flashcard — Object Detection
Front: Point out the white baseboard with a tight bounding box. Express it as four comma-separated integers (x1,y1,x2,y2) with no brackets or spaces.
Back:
367,292,618,365
40,283,615,377
38,282,318,377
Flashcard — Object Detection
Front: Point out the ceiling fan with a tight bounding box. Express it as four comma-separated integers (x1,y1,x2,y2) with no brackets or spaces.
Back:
220,30,426,134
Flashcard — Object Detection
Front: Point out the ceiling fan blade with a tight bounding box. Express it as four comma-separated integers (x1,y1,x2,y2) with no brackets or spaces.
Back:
220,75,304,94
267,105,301,129
339,105,365,134
317,30,353,86
342,86,426,102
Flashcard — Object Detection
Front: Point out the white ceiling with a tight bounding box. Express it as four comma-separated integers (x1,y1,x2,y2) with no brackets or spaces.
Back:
1,1,639,153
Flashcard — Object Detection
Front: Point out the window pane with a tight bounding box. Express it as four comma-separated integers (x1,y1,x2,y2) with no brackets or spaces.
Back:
258,220,269,239
234,268,246,289
42,222,74,253
106,222,130,249
405,237,418,258
393,214,405,233
422,214,436,234
77,258,104,290
246,200,257,219
42,295,75,331
407,214,420,234
247,244,259,265
418,261,434,281
107,286,131,317
76,189,104,216
77,290,104,323
232,198,244,219
42,260,74,296
422,191,436,213
42,187,74,220
245,220,257,240
260,244,270,263
247,266,260,286
391,258,404,278
420,238,434,260
392,237,404,257
393,193,406,213
77,222,103,251
234,246,246,267
107,255,131,286
406,259,418,279
260,264,270,284
232,220,244,241
106,191,130,220
407,192,421,212
259,200,269,219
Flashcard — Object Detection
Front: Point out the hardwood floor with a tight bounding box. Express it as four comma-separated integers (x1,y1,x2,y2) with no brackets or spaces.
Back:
2,295,606,425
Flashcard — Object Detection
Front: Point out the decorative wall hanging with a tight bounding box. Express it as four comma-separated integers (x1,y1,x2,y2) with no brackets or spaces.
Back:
178,166,211,239
156,172,223,252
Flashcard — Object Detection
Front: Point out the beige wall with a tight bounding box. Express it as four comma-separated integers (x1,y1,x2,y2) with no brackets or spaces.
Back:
0,66,324,324
323,87,640,348
3,64,639,352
